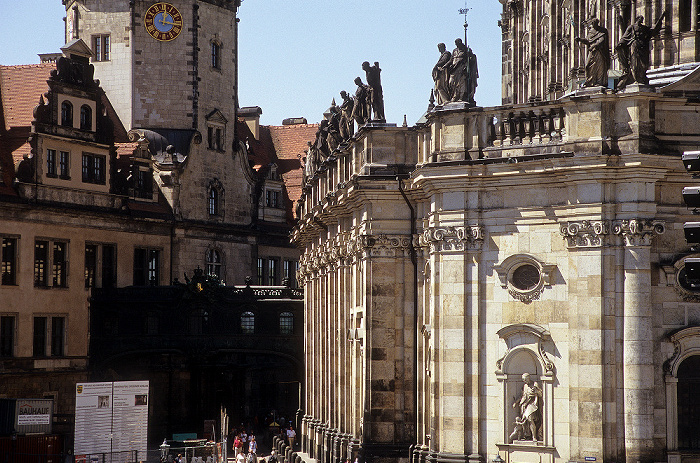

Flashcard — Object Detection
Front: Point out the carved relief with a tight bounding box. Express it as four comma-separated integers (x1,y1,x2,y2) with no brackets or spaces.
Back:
418,226,484,253
560,220,610,247
560,219,664,247
612,219,665,246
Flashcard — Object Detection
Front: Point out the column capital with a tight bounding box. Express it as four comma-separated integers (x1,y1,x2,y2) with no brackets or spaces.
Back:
612,218,665,247
419,225,484,253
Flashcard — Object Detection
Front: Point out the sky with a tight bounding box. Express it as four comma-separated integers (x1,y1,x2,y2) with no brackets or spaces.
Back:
0,0,503,127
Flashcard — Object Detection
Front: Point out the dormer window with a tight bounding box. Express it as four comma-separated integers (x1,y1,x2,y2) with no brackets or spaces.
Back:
80,105,92,131
61,101,73,127
205,109,228,152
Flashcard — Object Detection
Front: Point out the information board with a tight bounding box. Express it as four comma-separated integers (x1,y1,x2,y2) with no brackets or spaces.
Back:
74,381,149,459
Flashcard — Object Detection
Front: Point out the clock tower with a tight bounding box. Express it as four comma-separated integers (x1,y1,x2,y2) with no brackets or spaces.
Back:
64,0,240,132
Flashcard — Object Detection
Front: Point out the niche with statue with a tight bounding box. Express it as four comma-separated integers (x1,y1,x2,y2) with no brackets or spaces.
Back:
496,324,556,463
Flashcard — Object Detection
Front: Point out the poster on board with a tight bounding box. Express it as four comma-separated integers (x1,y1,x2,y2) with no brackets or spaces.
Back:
74,381,149,459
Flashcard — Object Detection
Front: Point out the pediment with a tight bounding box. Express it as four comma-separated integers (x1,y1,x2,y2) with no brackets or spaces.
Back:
205,109,228,124
660,64,700,94
61,38,94,60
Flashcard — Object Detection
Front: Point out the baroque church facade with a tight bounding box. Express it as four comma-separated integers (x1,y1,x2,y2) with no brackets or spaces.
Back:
293,2,700,463
0,0,314,449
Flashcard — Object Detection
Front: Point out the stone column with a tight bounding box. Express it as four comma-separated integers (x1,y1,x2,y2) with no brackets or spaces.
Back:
693,0,698,31
614,219,664,463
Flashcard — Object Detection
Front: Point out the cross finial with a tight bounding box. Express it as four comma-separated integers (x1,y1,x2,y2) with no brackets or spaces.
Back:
459,0,470,47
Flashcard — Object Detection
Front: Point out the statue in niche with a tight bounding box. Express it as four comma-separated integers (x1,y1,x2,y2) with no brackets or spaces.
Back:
575,18,610,87
432,42,452,106
362,61,386,122
510,373,542,442
351,77,371,127
615,10,667,90
339,90,355,140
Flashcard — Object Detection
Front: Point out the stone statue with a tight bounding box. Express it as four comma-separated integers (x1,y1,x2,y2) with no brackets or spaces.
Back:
432,43,452,106
362,61,386,122
465,46,479,105
314,120,330,158
339,91,354,141
448,38,469,102
615,11,667,90
326,105,343,153
575,18,610,88
511,373,542,441
351,77,371,127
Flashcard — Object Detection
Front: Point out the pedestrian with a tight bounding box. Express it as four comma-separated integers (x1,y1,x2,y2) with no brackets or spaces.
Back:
249,435,257,456
234,434,242,456
286,425,296,449
236,451,246,463
268,450,278,463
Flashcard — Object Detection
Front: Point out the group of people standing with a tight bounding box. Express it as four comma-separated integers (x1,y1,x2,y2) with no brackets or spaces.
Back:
575,10,667,90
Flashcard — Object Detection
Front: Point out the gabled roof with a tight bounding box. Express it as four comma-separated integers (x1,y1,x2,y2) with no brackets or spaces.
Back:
0,63,53,130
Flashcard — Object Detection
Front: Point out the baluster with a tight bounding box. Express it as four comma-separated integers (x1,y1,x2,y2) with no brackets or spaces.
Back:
503,113,513,146
487,115,497,147
523,111,532,144
553,107,564,141
532,110,541,144
542,110,552,142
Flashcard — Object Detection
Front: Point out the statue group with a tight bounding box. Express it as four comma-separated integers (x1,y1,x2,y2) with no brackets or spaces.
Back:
509,373,543,443
304,61,387,179
432,38,479,106
576,10,666,91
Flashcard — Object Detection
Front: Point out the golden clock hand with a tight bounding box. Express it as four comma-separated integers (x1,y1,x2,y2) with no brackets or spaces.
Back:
160,19,177,26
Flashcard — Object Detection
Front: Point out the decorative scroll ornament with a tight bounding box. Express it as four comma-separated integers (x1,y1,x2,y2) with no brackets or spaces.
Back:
612,219,665,246
496,323,555,375
559,220,610,248
419,226,484,253
359,234,412,258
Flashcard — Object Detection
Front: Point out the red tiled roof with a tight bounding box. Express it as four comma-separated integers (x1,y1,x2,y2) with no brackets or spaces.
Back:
116,142,139,159
267,124,317,220
0,63,53,131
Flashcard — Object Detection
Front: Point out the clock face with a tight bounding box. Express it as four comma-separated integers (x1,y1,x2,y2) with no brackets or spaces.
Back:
144,2,183,42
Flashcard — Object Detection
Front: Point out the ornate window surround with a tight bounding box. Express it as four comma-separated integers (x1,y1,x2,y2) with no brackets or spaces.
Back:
493,254,556,303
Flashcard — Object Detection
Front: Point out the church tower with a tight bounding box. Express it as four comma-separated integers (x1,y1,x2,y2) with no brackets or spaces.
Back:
499,0,700,105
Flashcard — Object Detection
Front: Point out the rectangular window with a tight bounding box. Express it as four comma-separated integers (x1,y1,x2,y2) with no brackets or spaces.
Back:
52,242,67,287
257,257,264,285
2,237,17,286
59,151,69,178
207,126,214,150
134,248,160,286
51,316,65,357
34,240,48,287
135,169,153,199
267,259,277,286
82,153,106,184
211,42,221,69
33,316,47,357
102,245,116,288
46,149,57,176
215,128,222,151
0,316,15,357
85,244,97,288
92,34,110,61
283,260,296,286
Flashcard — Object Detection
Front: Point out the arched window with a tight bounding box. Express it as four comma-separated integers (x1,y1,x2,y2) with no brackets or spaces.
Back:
241,311,255,334
80,105,92,130
279,311,294,335
206,249,221,278
61,101,73,127
678,356,700,449
209,187,219,215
